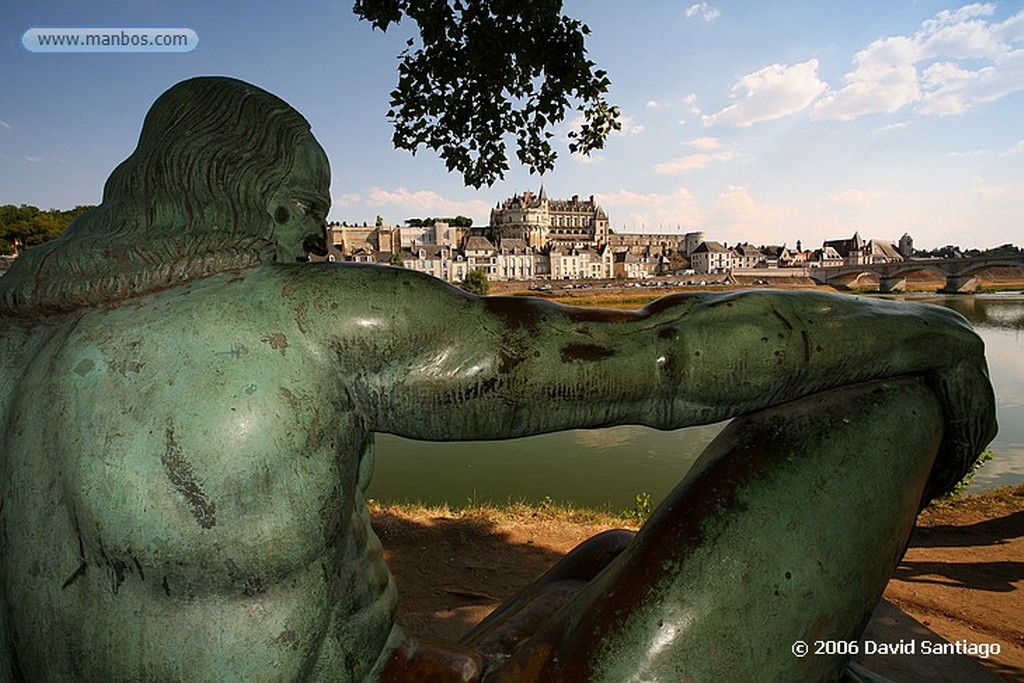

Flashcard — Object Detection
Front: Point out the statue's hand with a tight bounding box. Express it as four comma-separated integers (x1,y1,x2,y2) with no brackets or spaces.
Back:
926,355,998,501
643,292,998,504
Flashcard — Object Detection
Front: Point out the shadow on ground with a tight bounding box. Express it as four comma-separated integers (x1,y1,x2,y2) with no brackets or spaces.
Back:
909,510,1024,548
370,509,570,642
371,507,1022,682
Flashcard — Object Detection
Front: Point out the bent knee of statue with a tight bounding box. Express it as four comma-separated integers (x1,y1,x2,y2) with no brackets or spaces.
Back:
480,379,945,682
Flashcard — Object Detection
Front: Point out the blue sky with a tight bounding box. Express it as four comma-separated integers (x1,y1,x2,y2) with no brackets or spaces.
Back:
2,1,1022,250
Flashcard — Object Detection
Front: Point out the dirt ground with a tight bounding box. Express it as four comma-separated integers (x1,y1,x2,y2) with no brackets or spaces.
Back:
883,491,1024,680
370,486,1023,681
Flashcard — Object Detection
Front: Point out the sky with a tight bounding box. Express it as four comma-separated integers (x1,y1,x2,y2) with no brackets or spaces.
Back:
2,1,1022,251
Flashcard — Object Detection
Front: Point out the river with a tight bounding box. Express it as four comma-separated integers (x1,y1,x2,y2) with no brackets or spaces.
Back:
366,292,1024,510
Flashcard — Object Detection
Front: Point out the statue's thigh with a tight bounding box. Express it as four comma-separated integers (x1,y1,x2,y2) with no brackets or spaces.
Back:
494,378,944,683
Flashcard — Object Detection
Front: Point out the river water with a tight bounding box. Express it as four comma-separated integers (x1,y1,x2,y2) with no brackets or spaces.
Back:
367,292,1024,510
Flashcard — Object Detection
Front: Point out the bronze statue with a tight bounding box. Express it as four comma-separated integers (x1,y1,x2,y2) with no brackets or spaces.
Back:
0,77,997,682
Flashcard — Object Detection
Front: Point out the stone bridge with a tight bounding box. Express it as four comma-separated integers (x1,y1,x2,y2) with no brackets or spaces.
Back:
808,255,1024,292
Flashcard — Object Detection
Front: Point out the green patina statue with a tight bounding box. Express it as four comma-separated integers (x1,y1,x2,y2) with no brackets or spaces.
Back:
0,78,997,682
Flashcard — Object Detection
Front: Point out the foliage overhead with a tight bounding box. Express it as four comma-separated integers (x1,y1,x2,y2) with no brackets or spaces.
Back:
352,0,621,188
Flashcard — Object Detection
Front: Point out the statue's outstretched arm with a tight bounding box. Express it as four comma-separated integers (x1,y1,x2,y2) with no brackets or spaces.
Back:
314,266,994,497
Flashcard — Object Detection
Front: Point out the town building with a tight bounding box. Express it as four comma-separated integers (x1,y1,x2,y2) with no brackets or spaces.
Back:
808,246,844,268
607,230,702,257
732,243,767,270
549,245,614,280
690,241,734,274
823,232,904,266
612,250,662,280
496,239,548,280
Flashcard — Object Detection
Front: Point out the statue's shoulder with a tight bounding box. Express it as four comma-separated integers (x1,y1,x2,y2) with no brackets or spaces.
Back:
268,261,466,308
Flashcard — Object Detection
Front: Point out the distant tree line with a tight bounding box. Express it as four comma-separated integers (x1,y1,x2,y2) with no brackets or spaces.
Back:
1,204,93,254
404,216,473,228
914,243,1022,259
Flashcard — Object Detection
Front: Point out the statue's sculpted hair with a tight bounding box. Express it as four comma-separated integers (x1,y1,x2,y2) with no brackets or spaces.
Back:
0,76,326,315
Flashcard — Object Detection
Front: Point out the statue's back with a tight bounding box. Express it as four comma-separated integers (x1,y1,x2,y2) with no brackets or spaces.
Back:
0,269,397,682
0,312,82,681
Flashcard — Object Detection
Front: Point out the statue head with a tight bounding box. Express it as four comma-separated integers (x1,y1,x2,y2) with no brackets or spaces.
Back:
0,76,330,314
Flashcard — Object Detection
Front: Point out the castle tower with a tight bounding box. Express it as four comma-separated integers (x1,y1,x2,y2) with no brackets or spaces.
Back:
684,231,706,256
898,233,914,258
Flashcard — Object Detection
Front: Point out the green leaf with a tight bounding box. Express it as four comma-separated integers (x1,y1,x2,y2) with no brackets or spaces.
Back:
353,0,619,187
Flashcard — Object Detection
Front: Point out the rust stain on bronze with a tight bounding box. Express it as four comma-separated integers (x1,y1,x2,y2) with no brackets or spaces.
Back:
560,344,615,363
564,306,636,324
483,297,542,330
261,332,289,356
162,421,217,529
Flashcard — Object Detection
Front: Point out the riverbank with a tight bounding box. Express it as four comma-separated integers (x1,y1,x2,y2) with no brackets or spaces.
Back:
487,266,1024,306
369,484,1023,681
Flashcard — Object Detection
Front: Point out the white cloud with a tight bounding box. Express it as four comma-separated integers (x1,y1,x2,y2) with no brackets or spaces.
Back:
942,148,991,158
566,111,645,142
601,186,802,241
880,121,912,131
995,7,1024,43
331,193,362,207
964,175,1024,201
570,151,605,165
812,37,921,121
654,150,736,175
1002,139,1024,155
614,114,646,137
918,49,1024,115
0,119,11,130
683,136,723,150
710,185,800,240
598,188,703,231
597,189,675,207
560,112,640,164
703,59,828,127
685,3,720,23
675,93,703,124
362,187,491,218
918,3,1002,60
23,155,42,163
813,5,1024,121
826,189,893,207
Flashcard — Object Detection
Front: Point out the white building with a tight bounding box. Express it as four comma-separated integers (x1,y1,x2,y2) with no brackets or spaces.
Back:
690,241,734,274
549,245,614,280
495,239,547,280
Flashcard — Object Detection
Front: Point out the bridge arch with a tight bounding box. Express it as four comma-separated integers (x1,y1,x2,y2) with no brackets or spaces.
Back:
810,255,1023,292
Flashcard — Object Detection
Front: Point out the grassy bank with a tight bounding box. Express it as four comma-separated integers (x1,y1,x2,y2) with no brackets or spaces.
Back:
368,496,645,530
368,483,1023,528
924,483,1024,518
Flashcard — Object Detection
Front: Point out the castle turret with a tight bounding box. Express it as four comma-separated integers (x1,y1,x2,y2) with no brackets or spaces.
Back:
898,233,914,258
